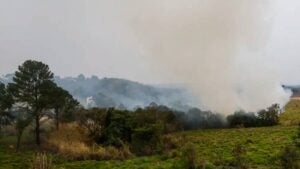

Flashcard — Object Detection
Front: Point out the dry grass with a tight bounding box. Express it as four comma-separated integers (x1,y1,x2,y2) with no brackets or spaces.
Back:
44,123,132,161
31,153,53,169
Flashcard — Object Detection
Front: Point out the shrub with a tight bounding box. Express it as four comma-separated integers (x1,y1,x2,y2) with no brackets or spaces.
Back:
76,108,107,144
45,123,90,160
258,104,280,126
131,124,163,155
162,134,187,153
45,123,132,160
280,145,300,169
181,142,198,169
132,105,181,133
76,108,132,147
227,111,259,128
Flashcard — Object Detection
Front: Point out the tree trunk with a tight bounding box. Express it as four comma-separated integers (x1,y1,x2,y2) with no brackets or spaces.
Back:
35,115,40,146
16,130,23,152
55,108,59,130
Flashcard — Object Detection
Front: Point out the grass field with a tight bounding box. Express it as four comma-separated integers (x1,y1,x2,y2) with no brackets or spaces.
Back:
0,125,297,169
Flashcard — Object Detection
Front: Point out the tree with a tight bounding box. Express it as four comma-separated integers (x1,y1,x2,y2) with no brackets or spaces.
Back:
258,104,280,126
0,82,14,134
227,111,260,128
8,60,54,145
15,110,32,151
46,83,79,130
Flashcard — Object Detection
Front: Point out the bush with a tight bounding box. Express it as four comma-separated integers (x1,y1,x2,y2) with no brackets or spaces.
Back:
280,145,300,169
227,111,260,128
131,124,163,155
76,108,132,147
181,142,199,169
76,108,108,144
178,108,226,130
45,123,132,160
258,104,280,126
132,105,181,133
227,104,280,128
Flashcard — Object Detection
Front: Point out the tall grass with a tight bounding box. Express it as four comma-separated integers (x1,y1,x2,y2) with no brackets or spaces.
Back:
45,123,132,160
31,153,53,169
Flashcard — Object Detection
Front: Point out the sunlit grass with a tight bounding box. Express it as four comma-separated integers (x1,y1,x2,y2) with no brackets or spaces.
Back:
280,100,300,125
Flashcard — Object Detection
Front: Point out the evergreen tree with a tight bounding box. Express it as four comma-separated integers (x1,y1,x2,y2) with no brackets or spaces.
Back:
8,60,54,145
0,82,13,133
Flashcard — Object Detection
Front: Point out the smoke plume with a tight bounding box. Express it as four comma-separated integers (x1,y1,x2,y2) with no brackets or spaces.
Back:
125,0,291,114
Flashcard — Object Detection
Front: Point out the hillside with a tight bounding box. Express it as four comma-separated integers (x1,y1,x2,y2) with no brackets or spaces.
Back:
0,74,196,111
280,99,300,125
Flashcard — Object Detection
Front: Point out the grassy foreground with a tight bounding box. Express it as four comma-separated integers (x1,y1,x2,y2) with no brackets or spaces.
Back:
0,125,297,169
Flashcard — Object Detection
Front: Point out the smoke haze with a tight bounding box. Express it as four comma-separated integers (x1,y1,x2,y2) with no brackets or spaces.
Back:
124,0,291,113
0,0,299,114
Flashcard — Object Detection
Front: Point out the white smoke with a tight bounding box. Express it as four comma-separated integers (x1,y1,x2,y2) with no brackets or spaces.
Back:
123,0,291,114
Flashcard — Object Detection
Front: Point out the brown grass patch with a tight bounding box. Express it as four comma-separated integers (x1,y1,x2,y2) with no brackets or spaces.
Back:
44,123,132,161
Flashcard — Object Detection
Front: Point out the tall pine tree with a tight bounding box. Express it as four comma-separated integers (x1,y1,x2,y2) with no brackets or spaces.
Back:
8,60,54,145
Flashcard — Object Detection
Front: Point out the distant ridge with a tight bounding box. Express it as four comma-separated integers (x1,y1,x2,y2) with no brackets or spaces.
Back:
0,74,196,111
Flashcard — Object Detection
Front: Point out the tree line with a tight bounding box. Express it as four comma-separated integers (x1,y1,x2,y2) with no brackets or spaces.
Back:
0,60,281,151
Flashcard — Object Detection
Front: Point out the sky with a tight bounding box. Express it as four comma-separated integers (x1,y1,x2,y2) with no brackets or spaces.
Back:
0,0,300,85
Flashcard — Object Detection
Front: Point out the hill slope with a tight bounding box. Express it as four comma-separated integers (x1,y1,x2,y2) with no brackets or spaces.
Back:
280,100,300,125
0,74,197,111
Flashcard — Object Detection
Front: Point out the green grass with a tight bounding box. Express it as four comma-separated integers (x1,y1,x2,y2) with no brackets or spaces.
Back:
56,156,184,169
0,126,297,169
176,126,297,168
280,100,300,125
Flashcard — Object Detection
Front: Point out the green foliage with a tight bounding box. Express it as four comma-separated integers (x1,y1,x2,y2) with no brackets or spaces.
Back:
227,111,259,128
8,60,55,145
6,60,78,146
258,104,280,126
45,83,79,129
132,105,181,133
181,142,198,169
131,124,164,155
280,100,300,126
0,126,298,169
228,104,280,128
77,108,108,143
8,60,54,109
78,106,179,153
103,109,132,147
280,145,300,169
15,114,32,151
0,82,13,111
294,124,300,148
77,108,132,147
0,82,13,132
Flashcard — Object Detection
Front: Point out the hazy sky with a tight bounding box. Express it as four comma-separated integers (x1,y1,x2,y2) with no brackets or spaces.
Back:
0,0,300,84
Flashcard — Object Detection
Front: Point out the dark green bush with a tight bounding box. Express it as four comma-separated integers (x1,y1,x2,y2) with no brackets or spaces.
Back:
131,124,164,155
280,145,300,169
